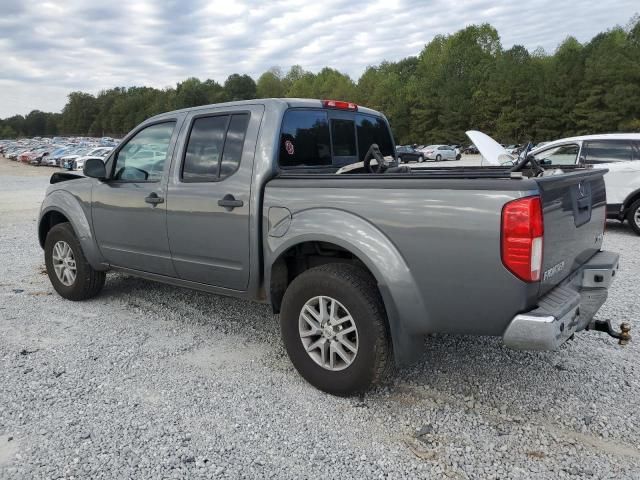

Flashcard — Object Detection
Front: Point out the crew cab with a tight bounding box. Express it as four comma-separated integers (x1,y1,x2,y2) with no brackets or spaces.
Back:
38,99,620,395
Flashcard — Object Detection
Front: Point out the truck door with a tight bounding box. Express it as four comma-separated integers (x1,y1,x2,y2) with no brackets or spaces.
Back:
165,105,263,290
581,140,635,205
92,120,181,276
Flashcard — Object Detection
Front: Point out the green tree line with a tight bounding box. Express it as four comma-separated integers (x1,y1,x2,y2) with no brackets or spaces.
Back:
2,18,639,144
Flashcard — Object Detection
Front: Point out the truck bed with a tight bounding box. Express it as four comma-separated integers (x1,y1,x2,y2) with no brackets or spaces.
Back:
264,167,607,337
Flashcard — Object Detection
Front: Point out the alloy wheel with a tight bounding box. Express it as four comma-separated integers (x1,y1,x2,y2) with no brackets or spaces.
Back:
52,240,77,286
298,296,358,371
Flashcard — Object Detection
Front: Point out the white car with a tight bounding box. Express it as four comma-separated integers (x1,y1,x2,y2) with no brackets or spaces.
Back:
470,130,640,235
66,147,113,170
419,144,457,161
526,134,640,234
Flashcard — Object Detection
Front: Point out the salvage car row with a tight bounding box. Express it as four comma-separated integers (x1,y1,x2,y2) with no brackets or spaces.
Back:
0,137,118,170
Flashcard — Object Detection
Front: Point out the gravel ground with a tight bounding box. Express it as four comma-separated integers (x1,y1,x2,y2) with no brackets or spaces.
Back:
1,157,639,479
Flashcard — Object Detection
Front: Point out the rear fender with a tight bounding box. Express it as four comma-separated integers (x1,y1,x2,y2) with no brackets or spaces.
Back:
266,208,428,365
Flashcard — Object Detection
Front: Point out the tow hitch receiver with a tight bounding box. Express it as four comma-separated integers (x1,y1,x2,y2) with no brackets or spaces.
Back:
588,320,631,345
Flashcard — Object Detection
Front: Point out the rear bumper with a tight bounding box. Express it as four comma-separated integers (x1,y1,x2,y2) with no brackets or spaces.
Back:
503,250,619,350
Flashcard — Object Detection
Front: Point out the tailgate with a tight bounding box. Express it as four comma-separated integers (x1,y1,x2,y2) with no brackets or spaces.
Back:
535,169,607,295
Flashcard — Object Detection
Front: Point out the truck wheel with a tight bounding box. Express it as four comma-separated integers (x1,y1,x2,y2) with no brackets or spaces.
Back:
44,222,106,301
627,199,640,235
280,263,391,396
436,154,442,161
418,155,424,163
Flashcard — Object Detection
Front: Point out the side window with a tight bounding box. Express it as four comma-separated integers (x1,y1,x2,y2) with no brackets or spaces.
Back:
356,115,393,161
220,114,250,177
113,122,175,181
534,144,579,166
279,110,331,168
584,141,633,164
331,119,356,158
182,113,249,182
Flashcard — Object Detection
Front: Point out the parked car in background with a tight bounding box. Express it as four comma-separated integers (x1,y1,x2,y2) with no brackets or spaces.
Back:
505,144,522,155
396,145,424,163
29,149,52,166
49,146,73,165
0,137,121,169
60,149,88,169
527,134,640,235
463,144,479,154
419,144,457,161
72,147,113,170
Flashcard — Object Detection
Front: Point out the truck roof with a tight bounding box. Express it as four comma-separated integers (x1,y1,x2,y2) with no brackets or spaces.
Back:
149,98,384,121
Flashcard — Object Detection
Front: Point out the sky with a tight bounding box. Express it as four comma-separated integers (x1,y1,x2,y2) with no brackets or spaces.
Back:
0,0,638,118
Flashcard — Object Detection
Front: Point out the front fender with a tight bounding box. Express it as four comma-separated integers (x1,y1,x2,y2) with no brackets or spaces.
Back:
39,190,108,270
266,208,428,365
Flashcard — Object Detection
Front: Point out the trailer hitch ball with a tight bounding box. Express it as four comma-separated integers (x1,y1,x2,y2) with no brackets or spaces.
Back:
588,319,631,345
619,322,631,346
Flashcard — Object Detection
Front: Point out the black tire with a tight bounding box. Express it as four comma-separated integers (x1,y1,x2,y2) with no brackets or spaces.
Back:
626,199,640,235
398,156,404,163
436,154,442,161
44,222,105,301
418,155,424,163
456,153,461,160
280,263,392,396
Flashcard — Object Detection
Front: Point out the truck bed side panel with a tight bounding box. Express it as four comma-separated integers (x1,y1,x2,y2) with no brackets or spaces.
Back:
264,177,540,336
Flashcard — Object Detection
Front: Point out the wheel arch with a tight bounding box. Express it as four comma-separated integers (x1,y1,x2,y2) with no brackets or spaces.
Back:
38,192,108,270
265,209,428,365
623,187,640,213
38,209,71,248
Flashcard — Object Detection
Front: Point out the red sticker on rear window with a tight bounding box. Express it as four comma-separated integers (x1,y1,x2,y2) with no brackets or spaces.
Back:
285,140,294,155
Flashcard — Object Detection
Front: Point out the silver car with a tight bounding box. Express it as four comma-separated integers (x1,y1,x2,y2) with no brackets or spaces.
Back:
419,144,457,161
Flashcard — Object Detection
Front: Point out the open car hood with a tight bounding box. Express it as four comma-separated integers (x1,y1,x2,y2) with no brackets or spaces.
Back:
465,130,516,166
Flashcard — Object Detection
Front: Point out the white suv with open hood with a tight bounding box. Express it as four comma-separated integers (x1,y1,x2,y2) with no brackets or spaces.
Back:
467,131,640,235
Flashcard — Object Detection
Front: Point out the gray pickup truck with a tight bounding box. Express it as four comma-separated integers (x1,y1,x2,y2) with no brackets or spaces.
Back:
38,99,621,395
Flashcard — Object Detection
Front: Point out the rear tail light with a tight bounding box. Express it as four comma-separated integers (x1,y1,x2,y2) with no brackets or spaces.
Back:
501,196,544,282
322,99,358,111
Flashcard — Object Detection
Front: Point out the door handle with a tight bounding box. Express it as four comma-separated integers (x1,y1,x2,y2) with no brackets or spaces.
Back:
145,192,164,206
218,194,244,210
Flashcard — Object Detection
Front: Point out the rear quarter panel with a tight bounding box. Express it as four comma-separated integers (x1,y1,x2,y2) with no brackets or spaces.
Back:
593,161,640,205
264,177,540,336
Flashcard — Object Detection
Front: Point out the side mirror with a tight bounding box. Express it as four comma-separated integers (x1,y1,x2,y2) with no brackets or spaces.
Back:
83,158,107,179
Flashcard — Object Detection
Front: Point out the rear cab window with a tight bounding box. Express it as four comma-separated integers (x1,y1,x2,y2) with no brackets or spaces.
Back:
279,108,394,170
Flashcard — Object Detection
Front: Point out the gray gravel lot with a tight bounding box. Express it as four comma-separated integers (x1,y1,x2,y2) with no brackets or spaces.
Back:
1,157,639,479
